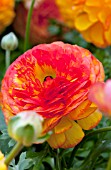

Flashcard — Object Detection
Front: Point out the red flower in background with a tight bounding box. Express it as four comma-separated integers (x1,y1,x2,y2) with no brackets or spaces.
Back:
1,42,104,148
13,0,63,44
89,80,111,116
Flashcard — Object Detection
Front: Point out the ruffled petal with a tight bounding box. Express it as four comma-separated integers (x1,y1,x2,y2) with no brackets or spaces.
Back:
77,110,102,130
68,100,97,120
75,13,93,31
48,120,84,148
47,132,66,148
43,115,61,133
54,116,73,134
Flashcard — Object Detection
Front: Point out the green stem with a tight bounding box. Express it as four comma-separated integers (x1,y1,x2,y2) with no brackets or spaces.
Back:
5,142,23,166
68,126,111,168
56,149,61,170
24,0,35,51
5,50,10,69
106,154,111,170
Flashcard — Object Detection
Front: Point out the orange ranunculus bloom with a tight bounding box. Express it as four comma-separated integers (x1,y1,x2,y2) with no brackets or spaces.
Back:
56,0,111,48
13,0,63,44
0,0,15,34
0,151,7,170
1,42,104,148
89,80,111,116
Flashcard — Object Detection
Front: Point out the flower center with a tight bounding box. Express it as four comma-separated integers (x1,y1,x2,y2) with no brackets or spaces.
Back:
44,76,53,82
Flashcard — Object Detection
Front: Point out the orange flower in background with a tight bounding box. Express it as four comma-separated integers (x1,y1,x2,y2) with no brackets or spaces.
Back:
0,151,7,170
56,0,111,48
89,80,111,116
0,0,15,34
1,42,104,148
13,0,62,44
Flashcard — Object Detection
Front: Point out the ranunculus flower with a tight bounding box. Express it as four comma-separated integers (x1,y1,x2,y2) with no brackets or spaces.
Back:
0,0,15,34
13,0,62,44
1,42,104,148
88,80,111,116
56,0,111,48
0,151,7,170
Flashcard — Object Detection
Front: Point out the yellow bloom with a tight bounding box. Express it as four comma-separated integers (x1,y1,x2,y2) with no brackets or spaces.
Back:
0,151,7,170
56,0,111,48
0,0,15,34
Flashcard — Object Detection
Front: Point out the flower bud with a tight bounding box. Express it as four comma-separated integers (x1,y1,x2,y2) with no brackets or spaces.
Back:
8,111,44,146
23,0,43,9
1,32,18,51
0,151,7,170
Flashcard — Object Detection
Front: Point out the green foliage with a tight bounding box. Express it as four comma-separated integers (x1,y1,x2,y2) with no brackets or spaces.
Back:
9,152,33,170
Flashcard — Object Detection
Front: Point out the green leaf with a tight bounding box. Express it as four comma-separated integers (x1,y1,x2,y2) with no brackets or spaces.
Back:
0,110,6,131
27,150,47,169
9,152,33,170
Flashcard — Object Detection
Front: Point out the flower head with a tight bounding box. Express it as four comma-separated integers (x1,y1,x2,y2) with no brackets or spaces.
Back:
56,0,111,48
0,0,15,34
0,151,7,170
13,0,62,44
1,41,104,148
89,80,111,116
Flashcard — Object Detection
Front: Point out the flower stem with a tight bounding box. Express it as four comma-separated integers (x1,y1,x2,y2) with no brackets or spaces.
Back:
5,142,23,166
106,155,111,170
56,149,61,170
5,50,10,69
24,0,35,52
68,126,111,168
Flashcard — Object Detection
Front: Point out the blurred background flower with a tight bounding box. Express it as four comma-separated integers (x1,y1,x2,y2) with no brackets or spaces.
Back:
0,0,15,34
89,79,111,117
0,151,7,170
1,42,104,148
13,0,63,44
56,0,111,48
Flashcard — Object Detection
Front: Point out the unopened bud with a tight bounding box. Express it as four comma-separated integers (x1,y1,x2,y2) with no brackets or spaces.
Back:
8,111,43,146
1,32,18,51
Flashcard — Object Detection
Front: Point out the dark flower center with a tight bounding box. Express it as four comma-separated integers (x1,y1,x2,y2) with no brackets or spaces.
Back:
44,76,53,82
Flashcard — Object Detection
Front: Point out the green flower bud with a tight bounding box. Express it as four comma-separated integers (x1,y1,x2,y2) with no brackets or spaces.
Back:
8,111,44,146
1,32,18,51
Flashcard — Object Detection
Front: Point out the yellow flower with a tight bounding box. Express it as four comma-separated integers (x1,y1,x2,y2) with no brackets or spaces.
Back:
0,0,15,34
56,0,111,48
0,151,7,170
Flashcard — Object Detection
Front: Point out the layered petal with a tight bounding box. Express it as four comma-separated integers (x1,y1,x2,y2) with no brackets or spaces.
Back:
48,117,84,148
77,110,102,130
